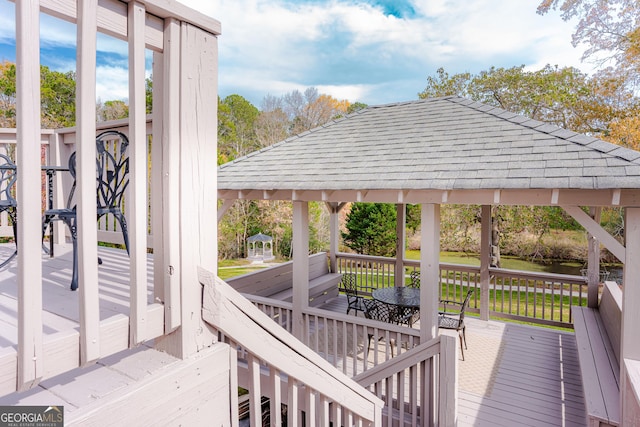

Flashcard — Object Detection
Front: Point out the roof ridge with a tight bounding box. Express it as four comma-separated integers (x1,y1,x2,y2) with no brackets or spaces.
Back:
446,97,640,164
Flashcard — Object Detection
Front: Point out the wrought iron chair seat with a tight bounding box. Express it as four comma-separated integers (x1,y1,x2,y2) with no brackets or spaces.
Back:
42,131,130,290
438,289,473,360
0,154,17,268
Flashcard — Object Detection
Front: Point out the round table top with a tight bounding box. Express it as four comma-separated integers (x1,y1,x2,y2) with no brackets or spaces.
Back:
372,286,420,308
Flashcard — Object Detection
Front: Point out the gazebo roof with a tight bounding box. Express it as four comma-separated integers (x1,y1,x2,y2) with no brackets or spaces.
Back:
218,96,640,207
247,233,272,243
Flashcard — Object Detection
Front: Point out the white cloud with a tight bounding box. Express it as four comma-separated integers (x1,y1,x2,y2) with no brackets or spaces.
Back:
0,0,593,107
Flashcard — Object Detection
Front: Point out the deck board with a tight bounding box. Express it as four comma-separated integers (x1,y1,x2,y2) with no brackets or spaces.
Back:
317,295,588,427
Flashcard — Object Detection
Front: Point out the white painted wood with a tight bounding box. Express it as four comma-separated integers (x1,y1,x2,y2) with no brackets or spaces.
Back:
587,207,602,308
34,0,165,51
201,269,384,422
67,344,231,426
128,1,148,346
622,208,640,425
420,204,439,341
479,205,491,321
395,204,406,287
562,205,626,263
15,0,43,392
76,0,101,366
623,359,640,427
438,334,458,427
150,53,165,304
156,23,218,358
600,281,622,364
160,18,181,333
292,201,310,340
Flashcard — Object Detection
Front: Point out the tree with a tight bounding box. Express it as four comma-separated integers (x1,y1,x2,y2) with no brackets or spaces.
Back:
218,94,260,162
342,203,397,257
419,64,638,143
537,0,640,82
0,61,76,128
96,100,128,122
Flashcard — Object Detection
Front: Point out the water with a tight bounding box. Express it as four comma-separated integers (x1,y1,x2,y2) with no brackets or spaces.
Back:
537,260,622,284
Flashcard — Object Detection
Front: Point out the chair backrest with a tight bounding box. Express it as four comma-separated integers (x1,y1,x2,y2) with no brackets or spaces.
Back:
341,273,358,296
0,154,16,206
95,130,129,212
363,299,397,324
458,289,474,323
409,270,420,288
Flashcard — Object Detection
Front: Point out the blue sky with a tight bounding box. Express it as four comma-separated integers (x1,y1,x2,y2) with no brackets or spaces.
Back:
0,0,594,109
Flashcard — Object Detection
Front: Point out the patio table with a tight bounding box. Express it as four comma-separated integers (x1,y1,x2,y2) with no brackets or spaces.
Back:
372,286,420,326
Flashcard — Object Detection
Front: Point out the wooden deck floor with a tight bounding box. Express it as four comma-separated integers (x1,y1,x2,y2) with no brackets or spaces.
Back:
318,295,587,427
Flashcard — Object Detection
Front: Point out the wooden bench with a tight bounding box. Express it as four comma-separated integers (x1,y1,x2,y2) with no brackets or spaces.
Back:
572,281,622,427
226,252,341,307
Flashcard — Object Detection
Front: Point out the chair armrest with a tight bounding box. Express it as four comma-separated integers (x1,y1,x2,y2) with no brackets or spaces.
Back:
439,299,463,306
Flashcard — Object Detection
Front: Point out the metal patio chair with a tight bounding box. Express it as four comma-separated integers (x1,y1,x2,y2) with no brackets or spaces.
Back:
0,154,17,267
438,289,473,360
342,273,366,316
42,130,130,290
363,298,398,356
408,270,420,288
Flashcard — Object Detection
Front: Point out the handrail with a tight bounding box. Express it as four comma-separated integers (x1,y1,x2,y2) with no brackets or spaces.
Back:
336,252,588,328
200,267,384,425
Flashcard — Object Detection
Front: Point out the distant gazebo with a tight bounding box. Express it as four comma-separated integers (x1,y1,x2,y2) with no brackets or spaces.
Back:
247,233,275,262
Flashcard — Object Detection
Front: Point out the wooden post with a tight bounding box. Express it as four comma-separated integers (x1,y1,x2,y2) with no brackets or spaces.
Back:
622,207,640,423
395,204,406,287
587,207,602,308
420,203,440,341
292,201,309,340
128,0,148,346
76,0,101,366
326,202,341,273
155,22,218,358
438,334,458,426
15,0,43,390
480,205,491,321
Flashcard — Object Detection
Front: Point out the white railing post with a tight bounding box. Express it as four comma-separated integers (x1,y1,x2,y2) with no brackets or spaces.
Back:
438,334,458,426
480,205,491,320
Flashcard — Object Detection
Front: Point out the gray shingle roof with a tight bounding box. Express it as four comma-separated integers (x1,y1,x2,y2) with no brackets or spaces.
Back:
218,96,640,195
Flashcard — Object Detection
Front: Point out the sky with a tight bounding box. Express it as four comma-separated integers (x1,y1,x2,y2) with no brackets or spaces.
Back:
0,0,595,109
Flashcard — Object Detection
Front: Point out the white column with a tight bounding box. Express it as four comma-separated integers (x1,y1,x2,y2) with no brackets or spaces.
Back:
292,201,310,340
327,202,340,273
587,207,602,308
622,207,640,423
420,203,440,342
395,204,406,287
480,205,491,320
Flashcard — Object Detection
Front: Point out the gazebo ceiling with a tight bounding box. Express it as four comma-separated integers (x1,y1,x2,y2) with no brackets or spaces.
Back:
217,96,640,207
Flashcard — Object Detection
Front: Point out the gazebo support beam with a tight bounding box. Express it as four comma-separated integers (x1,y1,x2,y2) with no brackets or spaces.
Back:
480,205,492,321
587,207,602,308
292,201,309,340
395,204,406,288
420,203,439,342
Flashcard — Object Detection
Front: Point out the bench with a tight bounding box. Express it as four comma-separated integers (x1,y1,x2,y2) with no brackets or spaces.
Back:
573,281,622,427
226,252,341,307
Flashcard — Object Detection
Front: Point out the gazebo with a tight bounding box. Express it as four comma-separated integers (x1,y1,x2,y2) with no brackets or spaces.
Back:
218,96,640,423
247,232,275,262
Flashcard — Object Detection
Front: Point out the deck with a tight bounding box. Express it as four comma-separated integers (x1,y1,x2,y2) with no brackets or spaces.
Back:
319,296,587,427
0,246,586,426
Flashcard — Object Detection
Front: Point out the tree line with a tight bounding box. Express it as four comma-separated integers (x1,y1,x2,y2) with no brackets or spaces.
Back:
0,0,636,263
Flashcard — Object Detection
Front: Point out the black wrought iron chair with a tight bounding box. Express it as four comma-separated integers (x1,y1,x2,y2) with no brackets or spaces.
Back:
342,273,366,316
0,154,17,268
408,270,420,288
363,298,398,356
438,289,474,360
42,130,130,290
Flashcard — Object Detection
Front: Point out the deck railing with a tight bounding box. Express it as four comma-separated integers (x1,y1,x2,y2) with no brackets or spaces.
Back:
338,252,588,328
243,290,457,425
201,270,384,426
